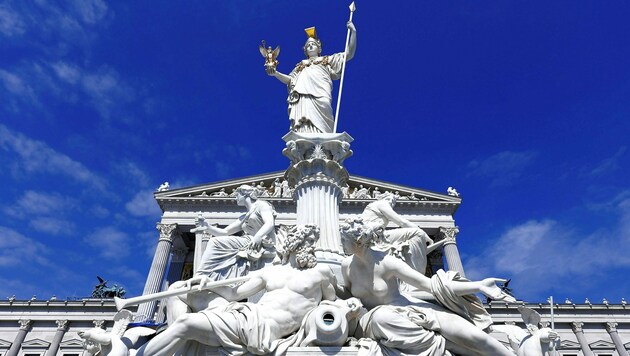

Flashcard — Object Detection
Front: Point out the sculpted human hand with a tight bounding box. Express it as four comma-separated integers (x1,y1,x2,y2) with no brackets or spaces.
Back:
184,276,208,291
347,21,356,32
249,234,263,251
266,65,276,76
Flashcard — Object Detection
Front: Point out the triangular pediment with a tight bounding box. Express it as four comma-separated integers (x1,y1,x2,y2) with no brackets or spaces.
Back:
22,338,51,348
0,339,11,348
60,338,85,348
558,340,581,349
155,171,460,204
589,339,615,349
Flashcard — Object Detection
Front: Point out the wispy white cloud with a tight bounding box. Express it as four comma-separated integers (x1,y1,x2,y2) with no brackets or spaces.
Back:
83,227,131,260
0,226,51,267
69,0,109,25
51,61,81,85
0,124,107,190
0,4,26,37
590,146,627,176
4,190,76,218
125,190,162,218
81,66,135,119
113,161,152,188
29,217,76,235
465,192,630,300
467,150,537,187
0,69,37,100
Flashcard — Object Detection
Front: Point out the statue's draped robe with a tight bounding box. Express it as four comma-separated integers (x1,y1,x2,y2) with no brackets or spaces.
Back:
288,53,345,133
195,200,276,281
356,270,493,356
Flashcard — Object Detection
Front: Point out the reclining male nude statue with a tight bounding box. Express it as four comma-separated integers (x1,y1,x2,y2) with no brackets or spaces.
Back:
135,224,338,356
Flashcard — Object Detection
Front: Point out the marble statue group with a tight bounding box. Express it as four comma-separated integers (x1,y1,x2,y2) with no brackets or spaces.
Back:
79,7,558,356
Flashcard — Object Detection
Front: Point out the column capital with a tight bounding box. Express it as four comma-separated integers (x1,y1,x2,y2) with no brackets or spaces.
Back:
438,226,460,244
571,321,584,332
18,319,32,330
156,223,178,243
56,319,69,331
93,319,106,329
605,321,618,332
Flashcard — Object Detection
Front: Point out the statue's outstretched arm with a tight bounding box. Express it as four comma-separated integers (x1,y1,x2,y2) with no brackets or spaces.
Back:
206,272,266,301
204,218,242,236
267,66,292,85
345,21,357,61
394,257,516,302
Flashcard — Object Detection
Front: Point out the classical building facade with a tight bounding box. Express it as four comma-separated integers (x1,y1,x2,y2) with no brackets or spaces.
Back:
1,171,629,355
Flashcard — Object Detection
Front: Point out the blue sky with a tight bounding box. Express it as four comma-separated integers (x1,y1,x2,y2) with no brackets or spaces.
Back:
1,1,628,303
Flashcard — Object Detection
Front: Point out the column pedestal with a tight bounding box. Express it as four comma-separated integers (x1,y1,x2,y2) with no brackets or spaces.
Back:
283,131,353,276
137,223,178,322
438,226,466,277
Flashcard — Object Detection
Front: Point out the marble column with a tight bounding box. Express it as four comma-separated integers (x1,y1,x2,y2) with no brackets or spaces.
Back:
283,131,353,267
438,226,465,277
136,223,178,322
605,322,629,356
45,320,69,356
571,322,594,356
7,319,32,356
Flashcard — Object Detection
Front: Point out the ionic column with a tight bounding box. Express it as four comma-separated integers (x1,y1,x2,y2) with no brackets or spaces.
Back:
571,322,594,356
605,322,629,356
439,226,465,277
136,223,178,321
45,320,69,356
283,132,353,265
7,319,32,356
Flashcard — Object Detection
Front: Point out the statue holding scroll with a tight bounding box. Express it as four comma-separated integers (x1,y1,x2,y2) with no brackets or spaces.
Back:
266,21,356,133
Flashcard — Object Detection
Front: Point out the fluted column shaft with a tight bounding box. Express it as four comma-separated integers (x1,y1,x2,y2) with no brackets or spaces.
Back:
7,319,32,356
439,226,465,277
295,178,343,257
605,322,629,356
571,322,594,356
137,223,177,321
45,320,69,356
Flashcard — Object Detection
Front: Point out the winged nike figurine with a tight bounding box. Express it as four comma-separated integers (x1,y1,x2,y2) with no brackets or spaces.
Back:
259,40,280,72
